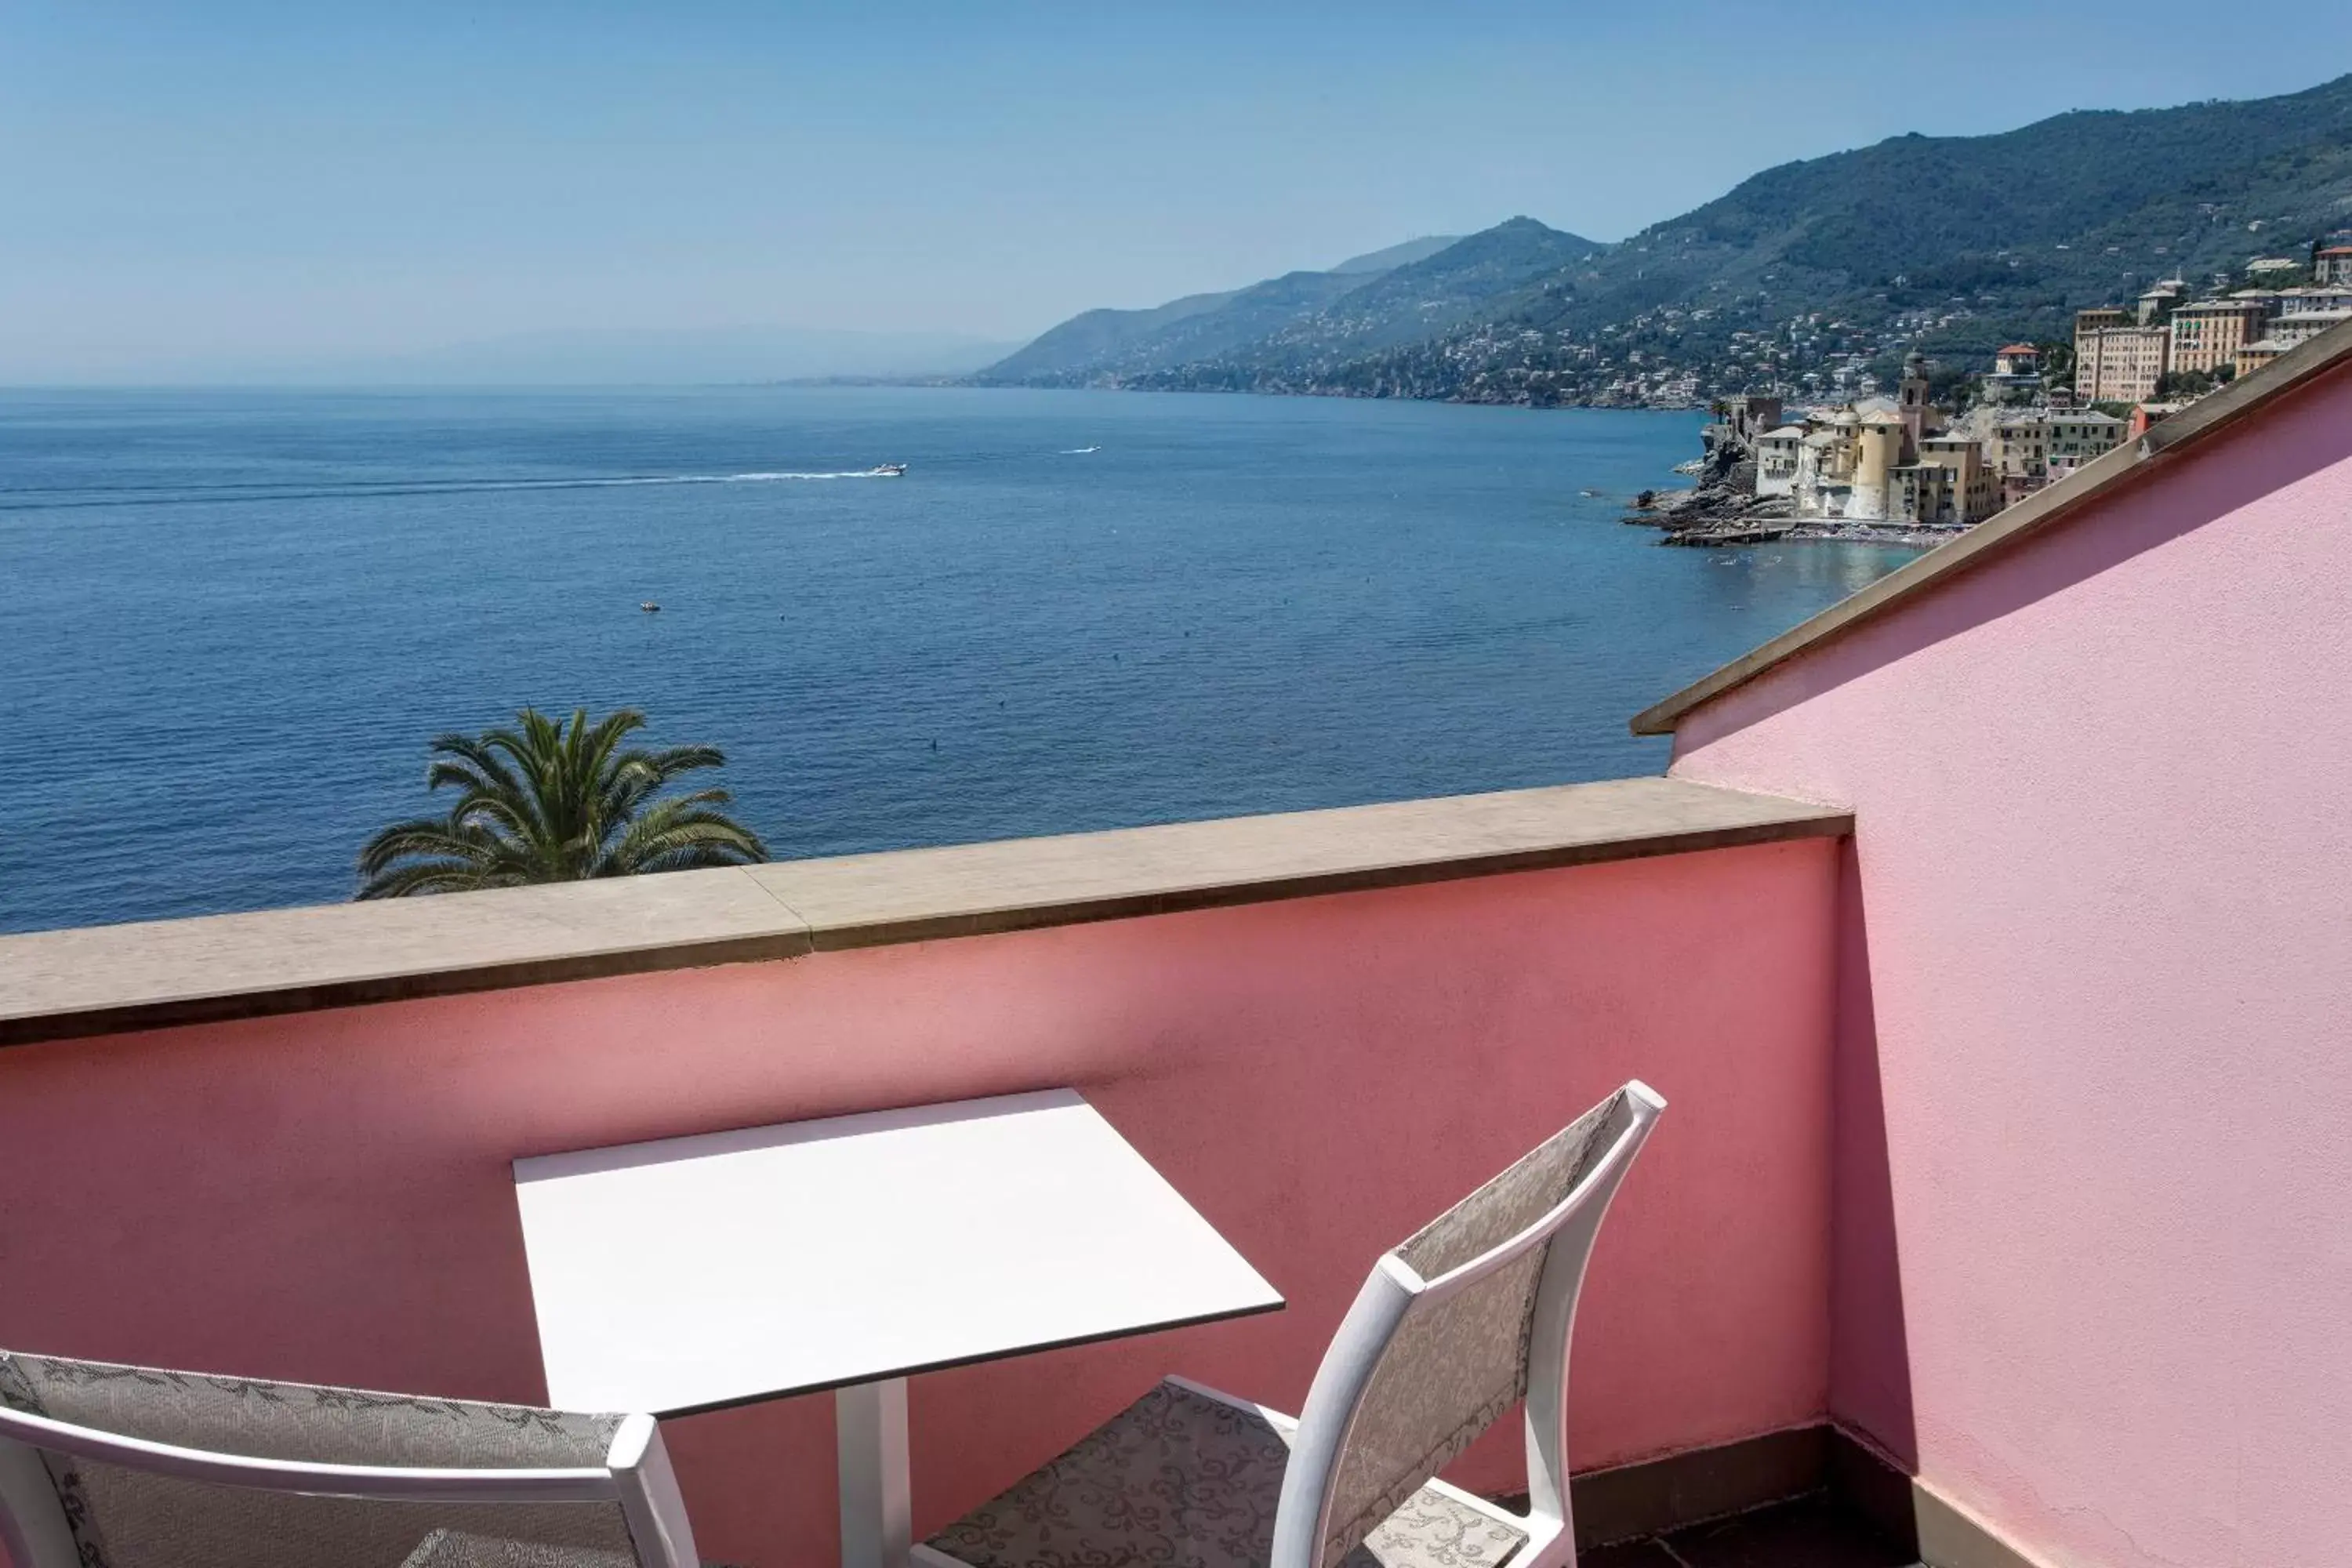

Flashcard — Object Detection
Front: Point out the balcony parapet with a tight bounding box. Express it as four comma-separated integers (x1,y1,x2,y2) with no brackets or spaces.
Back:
0,778,1849,1047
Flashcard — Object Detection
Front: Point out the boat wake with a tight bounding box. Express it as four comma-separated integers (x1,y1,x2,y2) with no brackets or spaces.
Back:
701,469,902,482
0,468,906,513
1059,446,1101,455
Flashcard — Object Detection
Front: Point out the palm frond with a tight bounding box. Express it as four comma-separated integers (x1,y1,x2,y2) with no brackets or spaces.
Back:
358,706,764,898
424,732,528,801
356,858,502,900
358,816,498,877
602,796,768,874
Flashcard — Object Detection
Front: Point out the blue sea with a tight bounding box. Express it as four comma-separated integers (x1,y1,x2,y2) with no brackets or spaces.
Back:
0,386,1911,935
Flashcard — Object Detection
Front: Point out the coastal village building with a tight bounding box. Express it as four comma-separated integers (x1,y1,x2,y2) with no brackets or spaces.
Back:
1754,424,1804,498
1904,432,1997,525
2268,307,2352,348
1987,408,2052,508
1793,412,1861,517
2063,254,2352,404
1769,354,1998,528
1983,343,2043,402
2045,408,2126,473
1845,408,1909,522
1725,241,2342,542
2079,323,2169,402
1894,350,1932,448
2237,337,2289,373
2168,298,2270,376
1891,460,1957,528
1701,333,2143,539
1714,393,1784,448
2135,278,2187,325
2073,307,2127,372
2128,400,2188,438
1941,405,2118,509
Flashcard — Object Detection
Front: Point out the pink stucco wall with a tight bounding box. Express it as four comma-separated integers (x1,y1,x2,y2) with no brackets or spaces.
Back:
0,842,1835,1567
1671,365,2352,1568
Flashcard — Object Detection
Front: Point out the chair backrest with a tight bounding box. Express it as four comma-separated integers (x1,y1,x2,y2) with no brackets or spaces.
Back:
1272,1080,1665,1568
0,1352,699,1568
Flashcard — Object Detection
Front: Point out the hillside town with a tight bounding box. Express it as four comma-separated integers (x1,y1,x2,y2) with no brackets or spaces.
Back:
1635,234,2352,543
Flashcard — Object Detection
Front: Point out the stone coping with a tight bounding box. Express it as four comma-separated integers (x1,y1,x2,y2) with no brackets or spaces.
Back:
0,777,1849,1047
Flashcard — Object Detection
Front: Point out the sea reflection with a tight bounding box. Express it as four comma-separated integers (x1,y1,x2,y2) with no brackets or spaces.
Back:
1690,539,1922,606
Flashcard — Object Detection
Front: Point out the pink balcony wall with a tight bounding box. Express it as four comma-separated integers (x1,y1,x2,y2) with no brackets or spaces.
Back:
0,840,1835,1567
1670,362,2352,1566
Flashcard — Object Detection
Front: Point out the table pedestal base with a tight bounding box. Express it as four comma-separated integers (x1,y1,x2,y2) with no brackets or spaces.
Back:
837,1378,913,1568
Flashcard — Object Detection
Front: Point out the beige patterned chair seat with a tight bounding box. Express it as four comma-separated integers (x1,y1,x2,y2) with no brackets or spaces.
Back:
401,1530,642,1568
397,1530,742,1568
923,1381,1527,1568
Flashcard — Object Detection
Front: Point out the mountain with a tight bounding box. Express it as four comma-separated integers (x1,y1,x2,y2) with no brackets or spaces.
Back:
1199,217,1608,370
975,219,1599,387
1329,235,1461,274
985,74,2352,407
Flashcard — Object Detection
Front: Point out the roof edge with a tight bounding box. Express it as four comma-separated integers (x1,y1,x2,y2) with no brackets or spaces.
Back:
1632,316,2352,737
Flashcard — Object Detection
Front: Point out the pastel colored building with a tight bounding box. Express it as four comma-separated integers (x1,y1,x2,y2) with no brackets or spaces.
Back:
2267,306,2352,347
2165,297,2270,376
1981,343,2042,403
2076,324,2169,404
2132,278,2185,326
2236,336,2288,373
1906,432,1998,527
2070,307,2125,379
1754,423,1806,498
1985,408,2050,508
2,317,2350,1568
2042,408,2124,474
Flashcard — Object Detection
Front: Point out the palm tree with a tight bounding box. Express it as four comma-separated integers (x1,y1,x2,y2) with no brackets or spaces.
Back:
358,707,768,898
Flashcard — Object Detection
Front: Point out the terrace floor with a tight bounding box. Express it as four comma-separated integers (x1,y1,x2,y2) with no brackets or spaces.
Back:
1581,1494,1922,1568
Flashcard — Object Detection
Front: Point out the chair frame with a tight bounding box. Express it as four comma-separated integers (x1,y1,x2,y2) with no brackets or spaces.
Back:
0,1397,699,1568
1271,1079,1664,1568
909,1078,1663,1568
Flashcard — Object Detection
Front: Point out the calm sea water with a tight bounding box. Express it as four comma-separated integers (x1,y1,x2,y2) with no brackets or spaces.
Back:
0,386,1911,935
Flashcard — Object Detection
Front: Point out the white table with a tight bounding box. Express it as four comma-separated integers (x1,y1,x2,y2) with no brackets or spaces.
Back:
512,1089,1283,1568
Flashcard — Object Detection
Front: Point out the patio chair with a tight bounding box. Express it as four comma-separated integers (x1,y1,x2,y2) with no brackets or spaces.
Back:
919,1079,1665,1568
0,1352,702,1568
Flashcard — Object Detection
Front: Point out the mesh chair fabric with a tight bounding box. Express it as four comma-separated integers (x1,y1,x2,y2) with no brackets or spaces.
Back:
927,1380,1525,1568
401,1528,642,1568
0,1352,636,1568
1316,1091,1633,1568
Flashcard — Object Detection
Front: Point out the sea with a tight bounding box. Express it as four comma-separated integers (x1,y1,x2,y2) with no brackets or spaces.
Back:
0,385,1914,935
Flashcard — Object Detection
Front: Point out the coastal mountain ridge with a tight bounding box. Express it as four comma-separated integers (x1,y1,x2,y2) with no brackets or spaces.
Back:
980,74,2352,405
1329,235,1463,274
978,222,1597,386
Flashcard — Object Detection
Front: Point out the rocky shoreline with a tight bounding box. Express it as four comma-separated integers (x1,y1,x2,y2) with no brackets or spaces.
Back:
1620,487,1949,549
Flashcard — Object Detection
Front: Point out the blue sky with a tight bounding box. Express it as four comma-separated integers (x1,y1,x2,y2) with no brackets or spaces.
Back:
7,2,2351,379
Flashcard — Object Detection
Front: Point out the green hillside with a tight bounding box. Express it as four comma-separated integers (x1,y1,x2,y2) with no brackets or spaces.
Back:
985,74,2352,405
976,220,1599,387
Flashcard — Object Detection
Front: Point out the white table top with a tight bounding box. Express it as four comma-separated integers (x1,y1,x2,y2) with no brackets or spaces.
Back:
513,1089,1283,1415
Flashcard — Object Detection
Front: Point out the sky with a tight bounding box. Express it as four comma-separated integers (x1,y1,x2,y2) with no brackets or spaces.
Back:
7,2,2352,381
